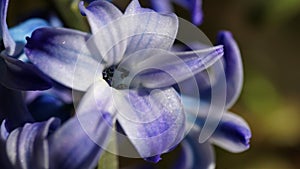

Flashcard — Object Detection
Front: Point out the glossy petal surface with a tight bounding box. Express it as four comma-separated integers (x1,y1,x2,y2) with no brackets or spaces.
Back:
116,87,185,162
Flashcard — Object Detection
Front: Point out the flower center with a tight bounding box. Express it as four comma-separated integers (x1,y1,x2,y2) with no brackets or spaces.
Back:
102,65,117,86
102,65,131,89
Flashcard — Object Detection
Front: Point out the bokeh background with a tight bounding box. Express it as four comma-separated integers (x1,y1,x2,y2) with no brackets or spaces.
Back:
202,1,300,169
7,0,300,168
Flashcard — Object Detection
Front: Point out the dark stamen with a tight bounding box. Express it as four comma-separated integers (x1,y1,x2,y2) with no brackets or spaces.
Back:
102,65,117,86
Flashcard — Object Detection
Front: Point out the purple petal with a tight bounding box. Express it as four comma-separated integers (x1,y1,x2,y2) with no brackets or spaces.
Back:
48,111,112,169
150,0,173,13
9,18,49,45
124,45,223,88
86,0,179,67
0,54,53,91
0,120,12,169
75,79,117,118
217,31,243,108
184,98,251,153
210,112,251,153
80,0,178,67
124,0,178,55
0,84,34,132
48,79,114,169
79,0,122,34
0,0,16,56
116,87,185,162
5,118,60,169
173,0,203,25
25,27,102,91
175,134,215,169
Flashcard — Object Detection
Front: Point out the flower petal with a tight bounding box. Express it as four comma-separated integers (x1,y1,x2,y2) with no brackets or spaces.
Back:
124,0,178,55
48,110,113,169
85,0,179,67
0,84,34,132
48,79,114,169
150,0,173,13
116,87,185,162
217,31,243,108
175,135,215,169
25,27,102,91
184,97,251,152
209,112,251,153
79,0,122,34
5,118,60,169
76,79,117,118
0,54,53,91
0,120,12,169
0,0,15,56
173,0,203,25
9,18,49,45
120,45,223,89
80,1,126,67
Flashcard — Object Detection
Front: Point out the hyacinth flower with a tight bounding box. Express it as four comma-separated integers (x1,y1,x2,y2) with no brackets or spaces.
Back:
177,31,251,168
0,0,52,90
0,80,113,169
25,0,224,162
132,31,251,169
150,0,203,25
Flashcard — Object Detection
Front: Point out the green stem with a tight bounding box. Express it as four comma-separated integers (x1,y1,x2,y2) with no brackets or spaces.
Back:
98,129,119,169
52,0,89,31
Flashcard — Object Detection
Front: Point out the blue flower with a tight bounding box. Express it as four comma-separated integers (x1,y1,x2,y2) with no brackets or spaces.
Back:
0,0,52,90
0,82,113,169
25,0,223,162
177,31,251,169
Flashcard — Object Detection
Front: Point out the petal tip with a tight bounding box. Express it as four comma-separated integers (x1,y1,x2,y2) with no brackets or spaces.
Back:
144,155,162,163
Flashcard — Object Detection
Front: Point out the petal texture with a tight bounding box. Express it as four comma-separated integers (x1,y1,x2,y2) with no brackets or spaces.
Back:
217,31,243,108
25,28,102,91
123,45,223,88
5,118,60,169
124,0,178,55
48,79,114,169
49,108,113,169
184,98,251,153
84,0,179,67
79,0,122,34
116,87,185,162
210,112,251,153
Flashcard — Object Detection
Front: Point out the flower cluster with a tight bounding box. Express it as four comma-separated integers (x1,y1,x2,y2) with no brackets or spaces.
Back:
0,0,251,169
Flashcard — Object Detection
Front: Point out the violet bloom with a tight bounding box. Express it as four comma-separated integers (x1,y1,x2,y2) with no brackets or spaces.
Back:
150,0,203,25
0,0,51,90
177,31,251,169
25,0,223,162
0,81,113,169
